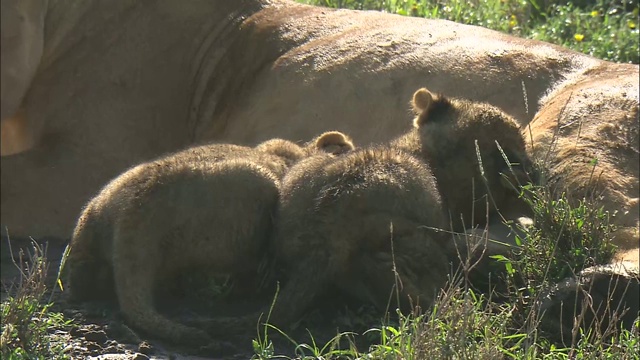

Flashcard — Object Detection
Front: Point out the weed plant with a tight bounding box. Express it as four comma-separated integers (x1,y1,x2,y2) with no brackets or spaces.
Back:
0,239,72,359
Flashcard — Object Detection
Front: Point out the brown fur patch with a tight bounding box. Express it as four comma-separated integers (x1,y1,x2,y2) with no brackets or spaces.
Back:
271,146,449,326
65,131,353,345
529,63,639,254
0,108,34,156
270,88,534,325
398,87,534,231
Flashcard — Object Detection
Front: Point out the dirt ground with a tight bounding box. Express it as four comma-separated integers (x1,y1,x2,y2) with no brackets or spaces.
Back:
1,235,382,360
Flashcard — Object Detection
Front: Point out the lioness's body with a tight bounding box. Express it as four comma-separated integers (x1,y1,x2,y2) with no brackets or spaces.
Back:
527,65,639,260
2,1,638,264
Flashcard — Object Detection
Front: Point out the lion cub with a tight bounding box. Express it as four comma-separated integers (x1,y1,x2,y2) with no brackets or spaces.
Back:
64,131,353,345
395,87,534,231
269,88,533,327
271,147,449,326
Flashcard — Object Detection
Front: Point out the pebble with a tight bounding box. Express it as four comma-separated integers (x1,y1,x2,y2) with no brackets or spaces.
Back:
85,329,109,344
102,344,124,354
137,341,153,355
70,326,87,337
86,341,103,352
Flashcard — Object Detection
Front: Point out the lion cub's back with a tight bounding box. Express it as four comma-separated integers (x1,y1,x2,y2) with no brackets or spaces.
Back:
277,146,445,259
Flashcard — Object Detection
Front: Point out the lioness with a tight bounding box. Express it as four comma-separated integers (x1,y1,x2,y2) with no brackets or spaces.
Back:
2,1,637,251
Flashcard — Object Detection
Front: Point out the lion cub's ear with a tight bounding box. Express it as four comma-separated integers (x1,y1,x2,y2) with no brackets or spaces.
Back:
412,88,436,128
314,131,355,155
411,87,451,128
412,88,433,114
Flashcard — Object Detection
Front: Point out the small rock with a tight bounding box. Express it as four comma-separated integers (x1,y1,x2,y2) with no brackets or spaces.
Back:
103,344,124,354
137,341,153,355
85,323,103,332
48,328,67,336
61,344,75,354
131,354,150,360
86,341,103,352
105,339,119,347
84,329,108,344
69,326,86,337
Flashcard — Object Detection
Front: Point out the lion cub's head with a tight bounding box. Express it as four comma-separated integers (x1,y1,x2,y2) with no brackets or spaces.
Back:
411,87,535,227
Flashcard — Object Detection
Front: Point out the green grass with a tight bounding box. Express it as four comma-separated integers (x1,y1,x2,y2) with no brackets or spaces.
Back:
248,141,637,359
249,188,638,359
508,187,617,287
0,240,73,360
252,287,639,359
297,0,640,64
1,181,636,360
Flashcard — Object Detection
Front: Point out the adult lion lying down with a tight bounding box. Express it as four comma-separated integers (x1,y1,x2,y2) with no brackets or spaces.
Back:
1,2,637,267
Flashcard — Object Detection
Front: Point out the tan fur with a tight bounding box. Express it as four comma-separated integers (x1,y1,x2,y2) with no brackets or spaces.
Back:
1,1,637,270
269,88,532,325
65,131,352,345
0,0,46,121
527,65,639,262
396,87,534,231
271,146,449,326
310,131,355,156
0,108,33,156
538,263,639,343
411,89,433,118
